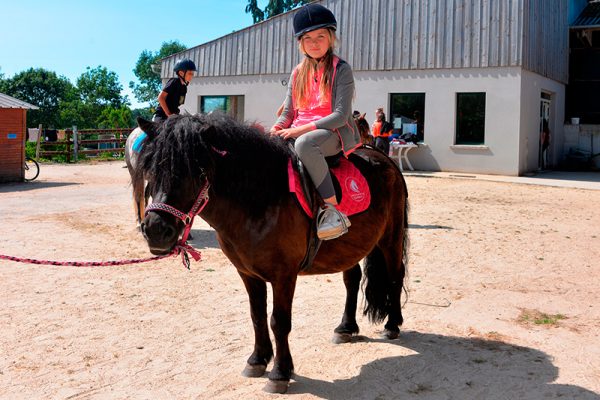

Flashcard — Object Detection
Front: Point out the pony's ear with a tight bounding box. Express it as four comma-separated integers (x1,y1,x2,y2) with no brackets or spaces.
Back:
137,117,159,139
360,113,366,119
200,124,222,147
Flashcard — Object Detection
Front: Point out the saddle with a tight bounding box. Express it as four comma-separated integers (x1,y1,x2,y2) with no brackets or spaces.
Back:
288,151,371,219
287,147,371,272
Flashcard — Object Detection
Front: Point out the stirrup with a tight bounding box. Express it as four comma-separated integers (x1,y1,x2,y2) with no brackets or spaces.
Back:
317,204,351,240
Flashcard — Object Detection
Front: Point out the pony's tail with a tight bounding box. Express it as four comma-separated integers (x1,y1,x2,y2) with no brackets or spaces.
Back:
363,199,409,325
363,246,390,324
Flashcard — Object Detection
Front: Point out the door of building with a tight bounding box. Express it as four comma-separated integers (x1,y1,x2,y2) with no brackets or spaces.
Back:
539,92,552,170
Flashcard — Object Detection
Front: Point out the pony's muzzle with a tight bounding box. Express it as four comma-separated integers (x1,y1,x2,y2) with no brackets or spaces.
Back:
141,212,179,254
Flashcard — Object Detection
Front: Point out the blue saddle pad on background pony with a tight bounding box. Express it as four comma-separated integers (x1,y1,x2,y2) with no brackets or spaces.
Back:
132,131,147,153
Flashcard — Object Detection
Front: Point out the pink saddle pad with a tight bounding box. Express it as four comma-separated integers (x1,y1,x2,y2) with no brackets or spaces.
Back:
288,157,371,218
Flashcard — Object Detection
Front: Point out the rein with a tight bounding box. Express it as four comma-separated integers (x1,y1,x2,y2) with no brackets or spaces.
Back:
144,179,211,269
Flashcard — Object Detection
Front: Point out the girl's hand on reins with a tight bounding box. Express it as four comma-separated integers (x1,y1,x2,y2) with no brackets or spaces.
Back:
269,125,282,135
273,122,317,139
273,128,303,139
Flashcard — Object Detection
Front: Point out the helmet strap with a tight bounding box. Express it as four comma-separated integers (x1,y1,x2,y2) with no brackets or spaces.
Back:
177,70,190,86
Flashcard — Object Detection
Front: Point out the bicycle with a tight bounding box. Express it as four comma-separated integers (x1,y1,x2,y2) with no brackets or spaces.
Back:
24,157,40,181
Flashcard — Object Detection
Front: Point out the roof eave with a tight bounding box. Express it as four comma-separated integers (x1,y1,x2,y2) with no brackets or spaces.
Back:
570,24,600,29
0,105,40,110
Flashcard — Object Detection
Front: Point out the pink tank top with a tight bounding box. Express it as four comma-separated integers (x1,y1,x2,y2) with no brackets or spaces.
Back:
291,68,331,128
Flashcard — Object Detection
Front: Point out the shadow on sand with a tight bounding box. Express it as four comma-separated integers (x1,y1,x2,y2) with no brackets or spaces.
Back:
285,331,599,399
0,181,80,193
188,228,221,250
409,224,454,230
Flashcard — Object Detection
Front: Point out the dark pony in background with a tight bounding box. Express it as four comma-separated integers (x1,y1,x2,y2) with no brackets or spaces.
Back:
133,113,409,394
355,112,374,145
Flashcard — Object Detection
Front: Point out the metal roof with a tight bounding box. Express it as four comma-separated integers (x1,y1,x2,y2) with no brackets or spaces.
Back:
572,1,600,29
162,0,569,84
0,92,39,110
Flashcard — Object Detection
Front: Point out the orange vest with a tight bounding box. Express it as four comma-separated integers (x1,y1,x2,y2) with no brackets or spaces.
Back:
372,121,392,137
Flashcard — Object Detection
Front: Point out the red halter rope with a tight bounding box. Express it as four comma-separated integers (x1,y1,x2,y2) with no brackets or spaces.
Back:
144,180,210,269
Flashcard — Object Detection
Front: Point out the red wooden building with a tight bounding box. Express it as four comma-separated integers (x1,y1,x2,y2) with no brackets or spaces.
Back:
0,93,39,183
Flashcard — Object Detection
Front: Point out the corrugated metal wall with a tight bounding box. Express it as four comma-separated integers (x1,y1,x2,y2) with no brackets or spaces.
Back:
337,0,525,70
162,0,568,83
523,0,569,83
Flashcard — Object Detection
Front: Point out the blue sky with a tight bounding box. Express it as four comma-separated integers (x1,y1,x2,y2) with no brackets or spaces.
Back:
0,0,270,108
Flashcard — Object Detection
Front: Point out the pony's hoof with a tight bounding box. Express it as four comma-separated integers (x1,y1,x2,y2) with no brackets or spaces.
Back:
381,329,400,340
263,379,289,394
332,332,353,344
242,363,267,378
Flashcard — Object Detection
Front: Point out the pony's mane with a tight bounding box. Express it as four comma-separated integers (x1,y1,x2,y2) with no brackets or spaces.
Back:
137,113,292,216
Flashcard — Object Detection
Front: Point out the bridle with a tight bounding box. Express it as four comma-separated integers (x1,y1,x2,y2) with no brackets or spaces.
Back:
144,176,210,268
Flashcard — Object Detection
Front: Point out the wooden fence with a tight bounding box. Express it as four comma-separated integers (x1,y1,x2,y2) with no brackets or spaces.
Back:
36,127,133,162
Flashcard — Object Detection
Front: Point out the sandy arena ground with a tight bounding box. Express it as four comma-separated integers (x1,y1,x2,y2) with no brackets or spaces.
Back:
1,161,599,399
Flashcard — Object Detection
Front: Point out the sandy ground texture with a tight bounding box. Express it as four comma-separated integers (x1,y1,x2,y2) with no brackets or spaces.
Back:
1,161,599,400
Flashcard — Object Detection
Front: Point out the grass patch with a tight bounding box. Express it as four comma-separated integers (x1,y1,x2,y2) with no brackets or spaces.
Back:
518,309,566,327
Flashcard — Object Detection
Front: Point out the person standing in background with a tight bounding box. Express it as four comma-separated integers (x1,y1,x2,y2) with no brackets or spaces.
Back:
372,107,393,155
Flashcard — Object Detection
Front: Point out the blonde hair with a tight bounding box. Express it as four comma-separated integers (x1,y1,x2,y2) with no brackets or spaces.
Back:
293,29,337,109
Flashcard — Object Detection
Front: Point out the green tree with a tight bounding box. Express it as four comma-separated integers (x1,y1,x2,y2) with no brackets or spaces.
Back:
58,97,91,129
131,108,154,126
0,68,75,128
245,0,311,23
60,66,129,129
245,0,264,23
97,106,133,129
129,40,187,106
77,66,127,108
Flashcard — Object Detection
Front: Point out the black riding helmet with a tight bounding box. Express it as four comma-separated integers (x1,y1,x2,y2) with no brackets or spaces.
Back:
173,59,197,85
293,3,337,38
174,59,197,73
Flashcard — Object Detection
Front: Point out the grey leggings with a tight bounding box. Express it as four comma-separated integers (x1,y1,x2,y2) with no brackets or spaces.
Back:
295,129,342,199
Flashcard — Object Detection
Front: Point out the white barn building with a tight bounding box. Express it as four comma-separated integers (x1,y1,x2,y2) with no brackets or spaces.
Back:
161,0,575,175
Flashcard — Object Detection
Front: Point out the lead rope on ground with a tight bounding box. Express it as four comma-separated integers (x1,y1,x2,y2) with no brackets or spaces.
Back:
0,178,210,270
0,241,201,269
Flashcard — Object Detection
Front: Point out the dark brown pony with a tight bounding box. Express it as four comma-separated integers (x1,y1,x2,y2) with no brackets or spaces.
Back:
134,114,408,394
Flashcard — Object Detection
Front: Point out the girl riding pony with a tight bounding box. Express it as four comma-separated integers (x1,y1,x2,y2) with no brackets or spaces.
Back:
271,3,361,240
